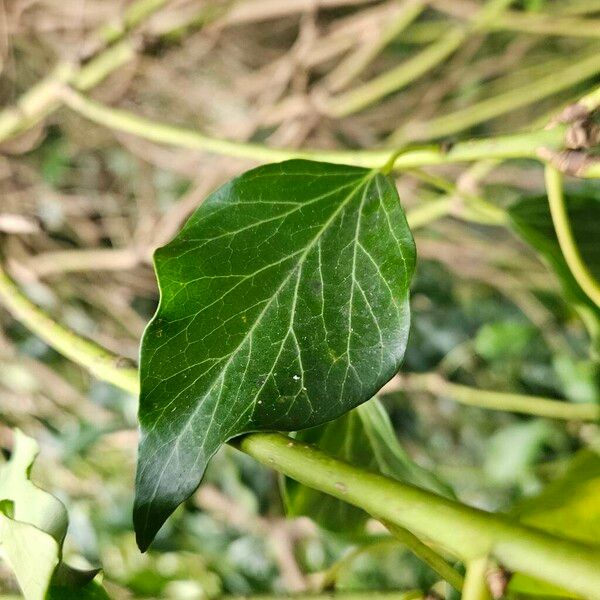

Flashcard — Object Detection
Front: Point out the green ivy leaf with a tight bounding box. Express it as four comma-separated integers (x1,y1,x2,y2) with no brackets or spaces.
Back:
553,354,600,405
474,321,535,362
508,192,600,347
0,430,67,600
136,160,416,550
508,449,600,597
0,430,108,600
283,398,453,533
0,431,68,542
511,449,600,544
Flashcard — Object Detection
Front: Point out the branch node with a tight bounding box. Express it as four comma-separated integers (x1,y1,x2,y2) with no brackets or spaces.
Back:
486,566,512,600
537,148,597,178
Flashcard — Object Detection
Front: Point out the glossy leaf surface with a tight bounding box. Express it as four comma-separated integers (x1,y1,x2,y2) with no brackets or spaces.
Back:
284,398,453,533
136,160,415,550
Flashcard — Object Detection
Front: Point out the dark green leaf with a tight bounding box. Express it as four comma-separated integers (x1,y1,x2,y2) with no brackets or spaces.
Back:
508,192,600,346
47,579,111,600
283,398,453,533
136,160,415,549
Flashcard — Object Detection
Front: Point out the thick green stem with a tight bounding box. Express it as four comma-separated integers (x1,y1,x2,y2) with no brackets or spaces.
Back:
1,263,600,598
401,373,600,421
545,165,600,308
238,433,600,599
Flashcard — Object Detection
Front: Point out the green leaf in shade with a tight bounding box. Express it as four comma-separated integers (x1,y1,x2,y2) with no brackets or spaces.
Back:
508,449,600,598
508,192,600,347
553,354,600,405
283,398,453,533
474,321,535,362
0,430,107,600
47,563,109,600
136,160,416,550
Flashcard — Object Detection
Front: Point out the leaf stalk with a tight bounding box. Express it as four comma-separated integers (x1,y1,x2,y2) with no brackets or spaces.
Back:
545,165,600,309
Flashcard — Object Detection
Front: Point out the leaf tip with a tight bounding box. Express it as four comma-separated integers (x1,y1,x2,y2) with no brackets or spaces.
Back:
132,506,157,553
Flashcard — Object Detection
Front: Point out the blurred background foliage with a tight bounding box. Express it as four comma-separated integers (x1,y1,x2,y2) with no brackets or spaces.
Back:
0,0,599,598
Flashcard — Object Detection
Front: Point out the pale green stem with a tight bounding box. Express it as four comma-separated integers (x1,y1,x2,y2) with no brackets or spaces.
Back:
406,168,507,226
406,159,504,228
0,41,136,142
384,522,464,592
402,373,600,421
462,557,492,600
324,0,514,117
406,196,503,230
227,593,423,600
582,162,600,178
579,83,600,111
550,0,600,15
406,169,455,194
492,11,600,37
60,87,598,177
430,6,600,38
0,0,167,144
404,2,600,43
0,64,75,142
406,199,455,229
0,596,423,600
0,263,139,395
392,45,600,142
324,0,427,92
71,40,137,91
325,29,467,117
1,264,600,598
100,0,169,43
545,166,600,309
